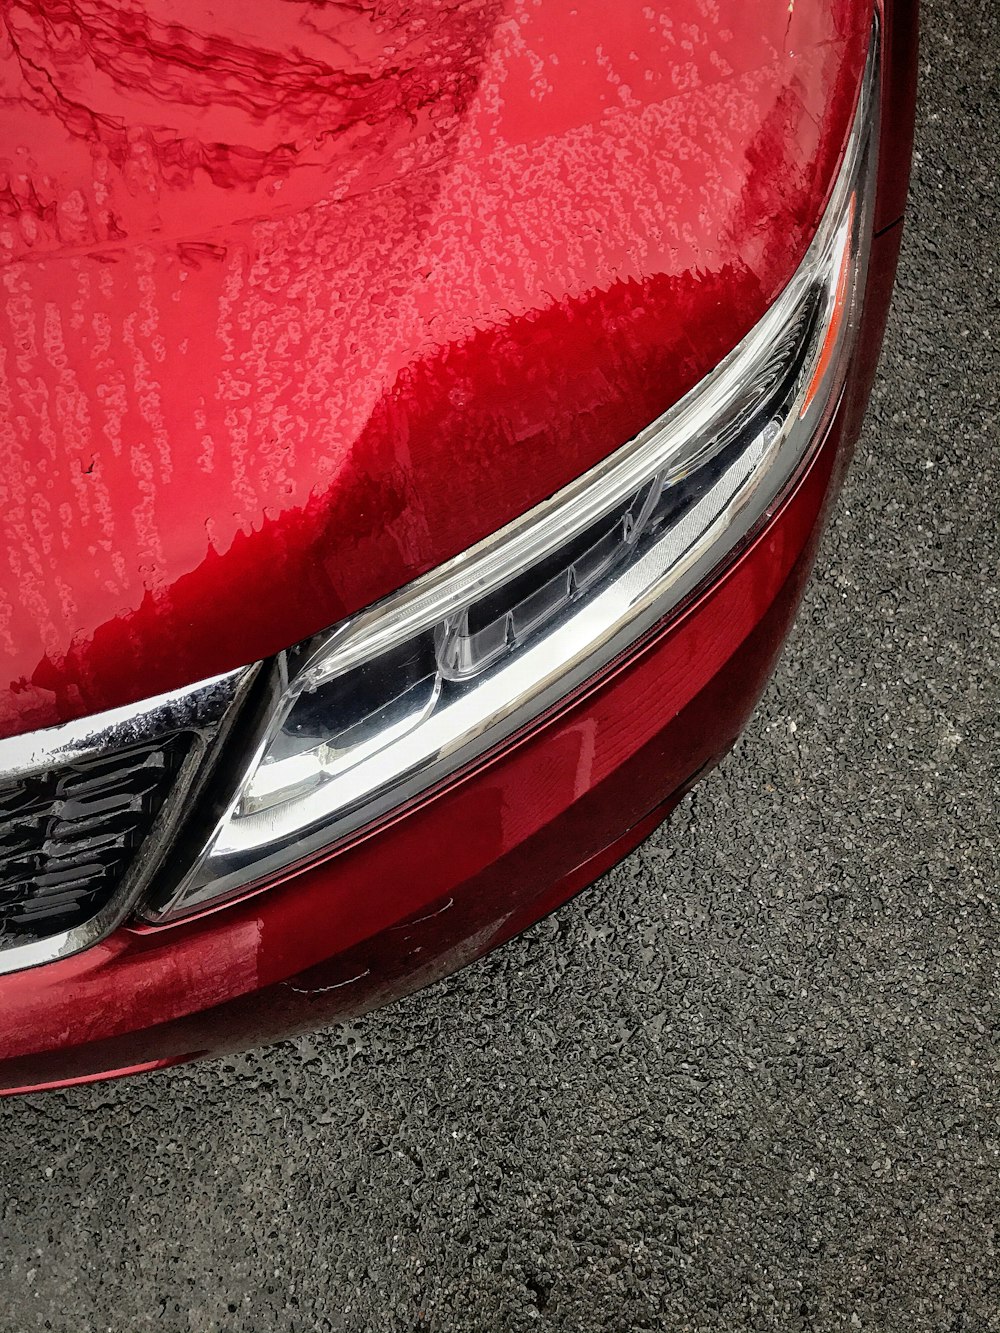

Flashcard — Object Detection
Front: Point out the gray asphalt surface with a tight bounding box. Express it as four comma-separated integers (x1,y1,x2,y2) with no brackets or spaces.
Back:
1,2,997,1330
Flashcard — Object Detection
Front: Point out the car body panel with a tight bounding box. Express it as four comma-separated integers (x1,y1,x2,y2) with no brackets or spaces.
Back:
0,0,870,738
0,214,907,1093
0,1,919,1092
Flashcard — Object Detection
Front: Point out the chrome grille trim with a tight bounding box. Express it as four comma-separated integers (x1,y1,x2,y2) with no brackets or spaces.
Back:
0,667,256,976
0,671,249,781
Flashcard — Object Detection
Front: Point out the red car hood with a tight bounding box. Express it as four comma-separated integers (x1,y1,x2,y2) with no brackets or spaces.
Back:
0,0,868,738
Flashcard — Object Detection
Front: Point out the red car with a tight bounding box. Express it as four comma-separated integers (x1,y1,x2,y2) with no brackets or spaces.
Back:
0,0,916,1092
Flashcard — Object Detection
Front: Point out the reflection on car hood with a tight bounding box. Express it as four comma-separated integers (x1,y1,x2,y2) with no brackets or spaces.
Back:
0,0,868,737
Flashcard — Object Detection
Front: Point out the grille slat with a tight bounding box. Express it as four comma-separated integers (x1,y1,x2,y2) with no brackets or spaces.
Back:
60,791,144,820
11,887,109,921
0,733,191,947
47,809,139,840
0,786,44,819
45,828,131,856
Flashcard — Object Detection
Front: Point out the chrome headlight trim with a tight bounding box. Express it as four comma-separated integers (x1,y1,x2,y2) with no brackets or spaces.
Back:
148,27,881,921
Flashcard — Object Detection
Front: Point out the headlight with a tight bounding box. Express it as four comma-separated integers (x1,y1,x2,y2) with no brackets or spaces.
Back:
151,30,879,922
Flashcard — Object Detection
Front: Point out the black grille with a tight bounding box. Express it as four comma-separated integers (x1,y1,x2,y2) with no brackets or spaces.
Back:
0,733,191,947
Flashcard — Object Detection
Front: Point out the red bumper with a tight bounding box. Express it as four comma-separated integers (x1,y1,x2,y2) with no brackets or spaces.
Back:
0,222,903,1094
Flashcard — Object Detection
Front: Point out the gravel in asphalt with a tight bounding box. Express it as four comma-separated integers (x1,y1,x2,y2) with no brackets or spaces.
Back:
0,1,997,1329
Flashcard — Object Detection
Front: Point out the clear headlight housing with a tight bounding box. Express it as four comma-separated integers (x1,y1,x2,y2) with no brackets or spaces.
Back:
151,31,879,922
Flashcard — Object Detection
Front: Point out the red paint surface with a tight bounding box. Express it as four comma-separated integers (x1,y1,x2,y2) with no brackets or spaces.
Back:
0,0,870,737
0,209,908,1092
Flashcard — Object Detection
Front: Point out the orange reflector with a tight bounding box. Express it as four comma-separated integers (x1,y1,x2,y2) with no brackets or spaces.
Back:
800,196,856,417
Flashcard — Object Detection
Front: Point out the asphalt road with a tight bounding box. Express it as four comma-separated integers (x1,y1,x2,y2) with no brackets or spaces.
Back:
1,2,997,1330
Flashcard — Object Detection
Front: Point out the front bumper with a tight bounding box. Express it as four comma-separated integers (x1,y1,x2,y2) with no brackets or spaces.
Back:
0,215,904,1095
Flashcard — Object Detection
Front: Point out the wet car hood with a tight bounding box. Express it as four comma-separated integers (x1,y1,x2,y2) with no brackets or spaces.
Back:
0,0,868,738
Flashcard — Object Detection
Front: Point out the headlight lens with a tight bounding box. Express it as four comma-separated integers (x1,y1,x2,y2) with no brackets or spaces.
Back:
152,32,879,921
